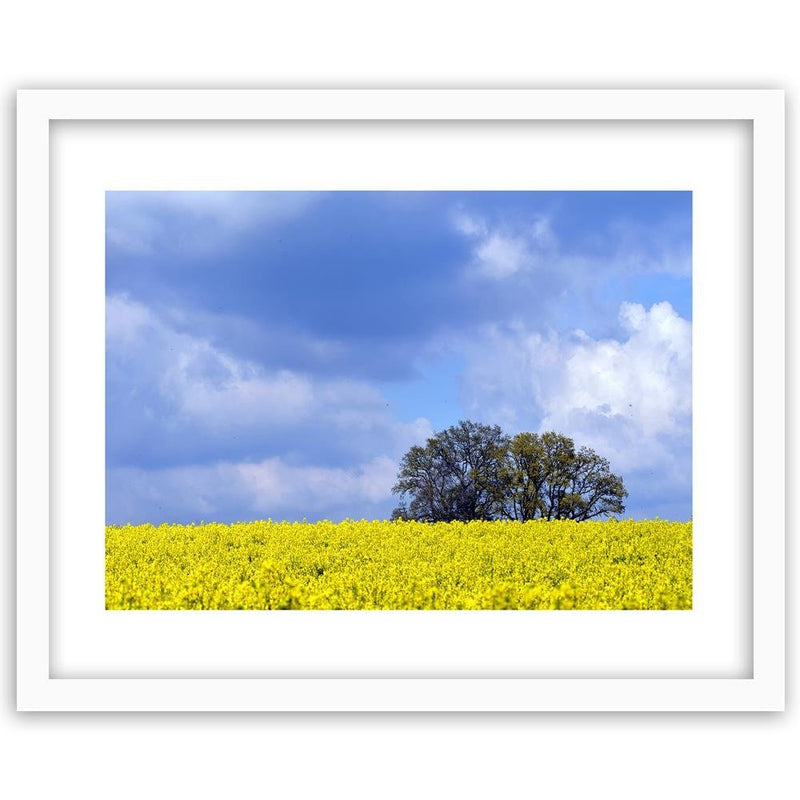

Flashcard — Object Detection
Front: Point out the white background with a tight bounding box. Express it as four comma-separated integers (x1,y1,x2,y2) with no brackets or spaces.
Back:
2,2,795,798
51,120,749,680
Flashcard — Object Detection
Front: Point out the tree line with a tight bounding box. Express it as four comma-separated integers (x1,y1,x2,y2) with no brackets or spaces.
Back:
391,420,627,523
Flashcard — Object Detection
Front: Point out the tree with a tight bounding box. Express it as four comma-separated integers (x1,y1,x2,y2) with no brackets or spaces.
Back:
391,420,508,522
392,423,627,523
496,431,627,521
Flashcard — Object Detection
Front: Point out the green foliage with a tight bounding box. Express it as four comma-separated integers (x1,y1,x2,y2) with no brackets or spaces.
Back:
392,421,627,522
391,420,507,522
497,431,627,521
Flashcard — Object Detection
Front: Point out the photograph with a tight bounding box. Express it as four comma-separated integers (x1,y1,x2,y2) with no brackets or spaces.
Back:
104,189,693,611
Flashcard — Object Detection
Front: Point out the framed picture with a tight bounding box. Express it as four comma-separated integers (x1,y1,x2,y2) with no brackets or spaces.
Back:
17,89,784,711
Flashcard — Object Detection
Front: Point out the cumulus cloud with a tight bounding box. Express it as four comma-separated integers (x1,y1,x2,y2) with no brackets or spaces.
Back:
106,294,433,521
453,209,555,279
457,301,692,517
238,455,398,512
541,301,691,443
108,456,401,524
108,295,316,429
451,203,691,339
452,210,488,238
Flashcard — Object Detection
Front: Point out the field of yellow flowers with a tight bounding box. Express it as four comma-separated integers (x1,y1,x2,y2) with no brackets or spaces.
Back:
106,518,691,610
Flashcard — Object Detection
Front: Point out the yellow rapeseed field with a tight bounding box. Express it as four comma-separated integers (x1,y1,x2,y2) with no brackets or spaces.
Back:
106,518,692,610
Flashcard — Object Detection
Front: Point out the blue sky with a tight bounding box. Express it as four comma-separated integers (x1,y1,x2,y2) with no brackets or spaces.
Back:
106,191,692,523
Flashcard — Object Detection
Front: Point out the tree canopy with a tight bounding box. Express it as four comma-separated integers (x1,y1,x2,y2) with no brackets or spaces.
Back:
392,422,627,523
391,420,507,522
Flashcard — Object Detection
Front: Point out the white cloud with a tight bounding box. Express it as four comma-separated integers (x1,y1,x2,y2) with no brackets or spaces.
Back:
106,294,434,520
106,293,153,341
109,295,314,427
452,205,690,289
108,294,426,430
452,209,555,280
543,301,691,442
452,210,487,238
238,455,399,513
475,234,529,278
458,301,691,479
107,455,401,524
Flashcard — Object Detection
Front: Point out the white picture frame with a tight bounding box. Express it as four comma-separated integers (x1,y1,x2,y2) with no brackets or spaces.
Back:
17,89,785,711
